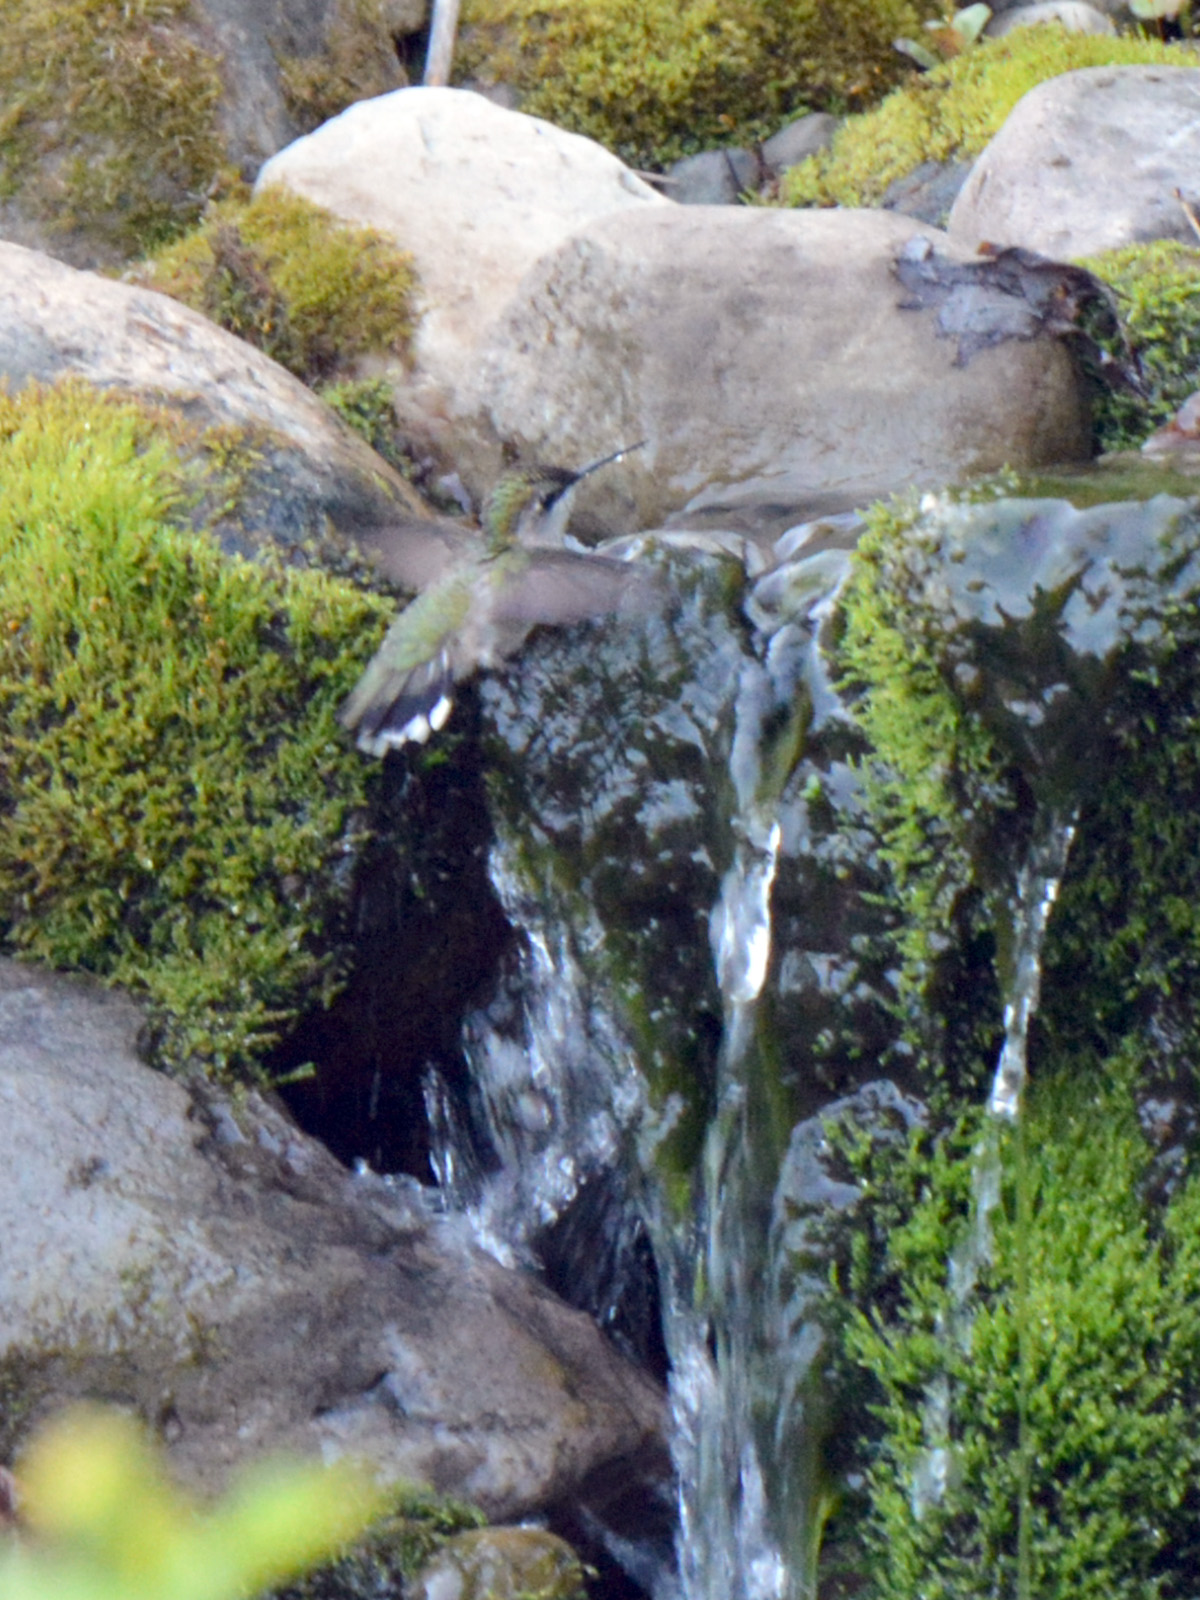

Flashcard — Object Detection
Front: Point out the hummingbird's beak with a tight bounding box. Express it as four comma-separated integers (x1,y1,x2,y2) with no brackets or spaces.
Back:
573,440,648,483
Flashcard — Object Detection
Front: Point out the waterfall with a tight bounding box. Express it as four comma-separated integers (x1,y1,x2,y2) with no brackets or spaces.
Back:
671,670,786,1600
427,842,646,1269
411,486,1200,1600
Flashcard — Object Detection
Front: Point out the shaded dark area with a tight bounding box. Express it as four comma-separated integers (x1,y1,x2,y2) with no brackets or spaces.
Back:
535,1173,671,1386
270,691,515,1177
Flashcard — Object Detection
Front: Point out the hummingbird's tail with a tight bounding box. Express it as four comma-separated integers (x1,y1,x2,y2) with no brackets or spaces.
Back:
339,644,455,755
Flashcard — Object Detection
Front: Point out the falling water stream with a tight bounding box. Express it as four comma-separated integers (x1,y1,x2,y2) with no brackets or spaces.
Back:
403,482,1200,1600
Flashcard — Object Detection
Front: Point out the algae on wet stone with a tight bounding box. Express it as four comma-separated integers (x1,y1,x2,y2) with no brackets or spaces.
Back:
143,189,417,387
0,0,226,256
0,379,393,1080
781,29,1187,209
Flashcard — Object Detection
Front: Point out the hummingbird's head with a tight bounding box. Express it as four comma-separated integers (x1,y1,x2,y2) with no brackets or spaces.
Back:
482,466,579,554
481,442,647,554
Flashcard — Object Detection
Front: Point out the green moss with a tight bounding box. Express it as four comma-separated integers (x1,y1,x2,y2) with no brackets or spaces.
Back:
781,30,1188,207
142,189,417,386
276,0,407,133
0,0,227,257
457,0,941,171
1080,239,1200,452
264,1489,488,1599
0,379,393,1080
831,493,1011,1003
317,376,412,474
837,1067,1200,1600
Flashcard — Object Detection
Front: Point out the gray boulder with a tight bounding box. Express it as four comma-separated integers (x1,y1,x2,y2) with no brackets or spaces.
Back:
465,207,1093,535
664,149,760,205
761,113,839,179
0,960,668,1518
948,65,1200,258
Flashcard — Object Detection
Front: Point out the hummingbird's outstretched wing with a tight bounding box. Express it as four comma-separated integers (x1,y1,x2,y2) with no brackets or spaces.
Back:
489,550,661,628
341,551,662,757
340,573,475,755
351,514,480,592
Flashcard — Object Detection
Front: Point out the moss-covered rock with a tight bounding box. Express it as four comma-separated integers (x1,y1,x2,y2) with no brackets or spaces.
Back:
828,483,1200,1086
805,482,1200,1595
140,188,416,387
408,1526,588,1600
0,0,228,259
0,378,393,1080
1079,239,1200,451
263,1490,489,1600
456,0,943,171
781,29,1188,208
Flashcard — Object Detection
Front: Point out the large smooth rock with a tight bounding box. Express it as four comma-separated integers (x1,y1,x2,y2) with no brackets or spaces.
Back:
465,208,1092,534
948,65,1200,258
0,240,431,554
255,88,669,436
0,961,668,1517
984,1,1115,34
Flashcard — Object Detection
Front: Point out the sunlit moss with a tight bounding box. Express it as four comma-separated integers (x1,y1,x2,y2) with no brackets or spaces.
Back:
832,1066,1200,1599
781,30,1187,208
0,0,227,258
0,379,393,1080
457,0,942,171
141,189,416,386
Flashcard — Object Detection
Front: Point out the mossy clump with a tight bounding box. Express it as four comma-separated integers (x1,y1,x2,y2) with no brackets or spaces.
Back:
833,1068,1200,1600
276,0,407,133
781,30,1188,208
317,376,411,473
0,0,227,258
456,0,942,171
264,1489,488,1599
831,493,1011,1009
142,189,416,386
1080,239,1200,452
0,379,393,1080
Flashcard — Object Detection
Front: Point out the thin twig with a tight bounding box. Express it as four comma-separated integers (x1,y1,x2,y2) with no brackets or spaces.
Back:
423,0,462,86
1174,186,1200,245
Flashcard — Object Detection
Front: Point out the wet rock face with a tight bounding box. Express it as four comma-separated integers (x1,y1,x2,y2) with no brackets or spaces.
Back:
0,960,668,1521
476,547,751,1181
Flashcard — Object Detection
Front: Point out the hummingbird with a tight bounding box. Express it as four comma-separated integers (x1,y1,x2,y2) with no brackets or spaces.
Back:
340,444,650,755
